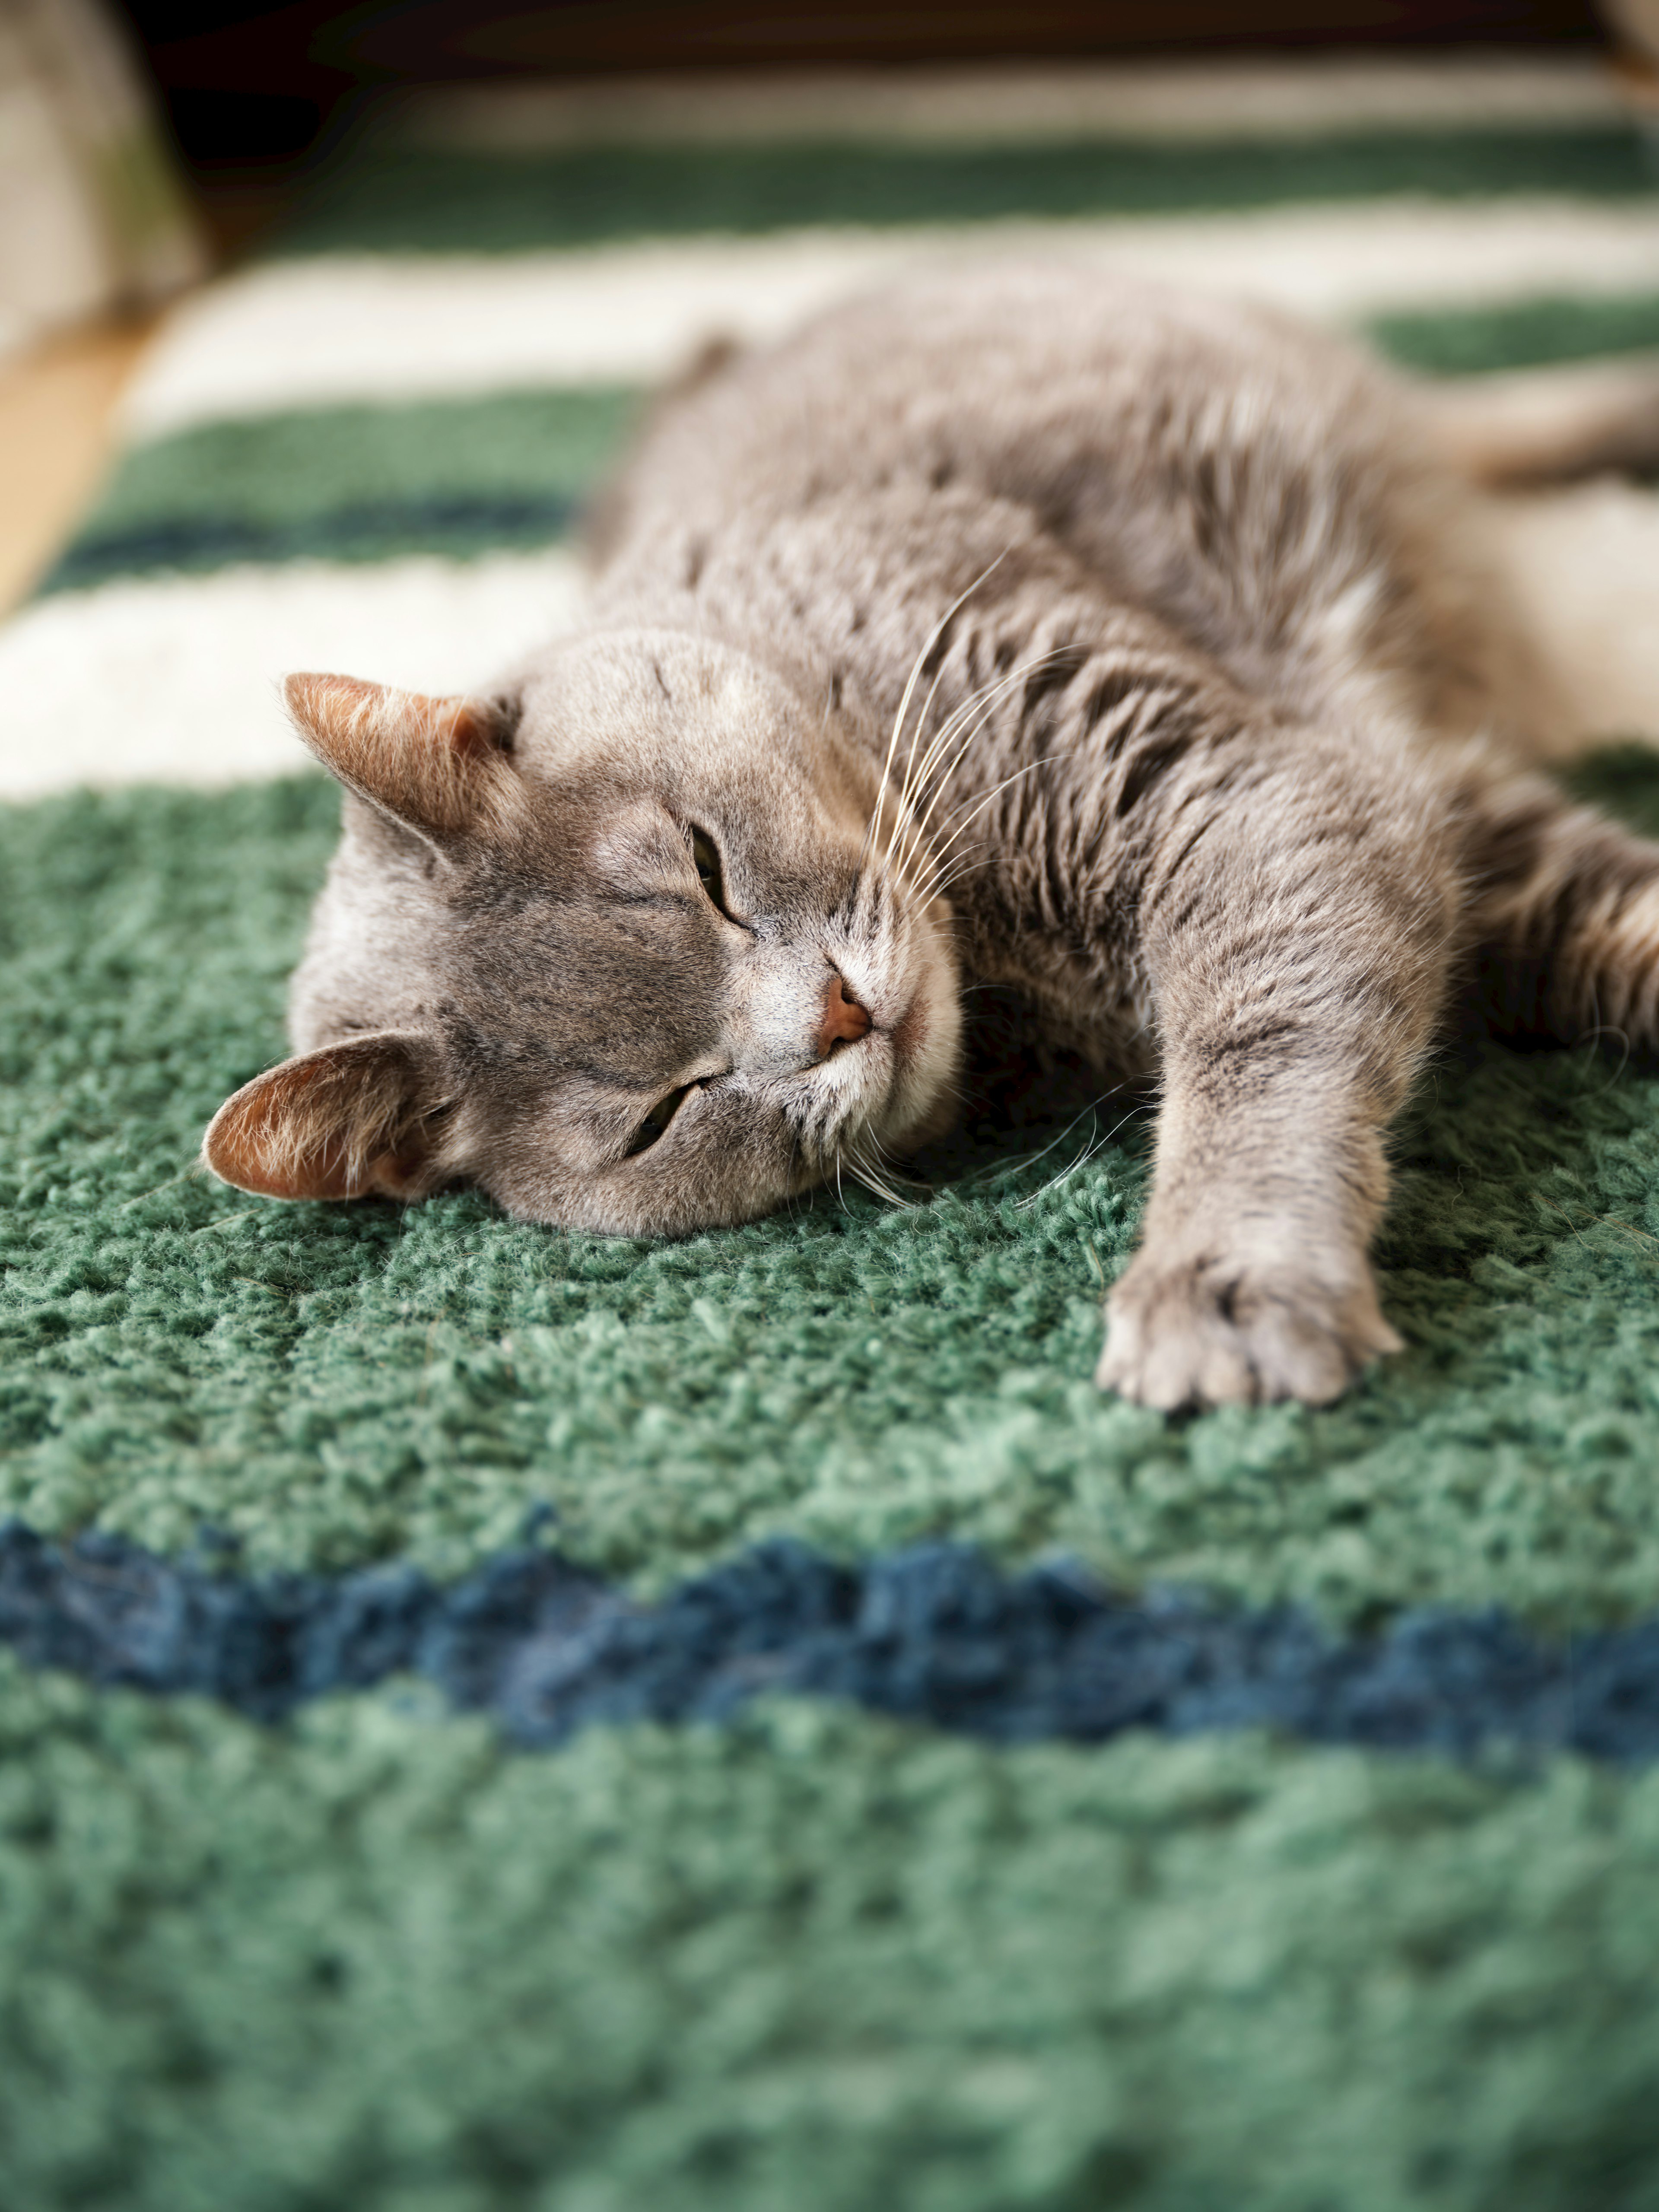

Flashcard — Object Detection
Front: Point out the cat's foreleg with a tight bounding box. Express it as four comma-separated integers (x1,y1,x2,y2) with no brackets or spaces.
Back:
1096,741,1457,1410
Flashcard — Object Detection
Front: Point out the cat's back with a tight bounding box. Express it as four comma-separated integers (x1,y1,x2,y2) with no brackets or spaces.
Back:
595,261,1402,566
589,260,1449,727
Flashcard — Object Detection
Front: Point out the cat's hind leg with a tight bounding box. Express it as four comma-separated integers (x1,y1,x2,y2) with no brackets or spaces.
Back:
1464,770,1659,1052
1096,734,1459,1411
1424,353,1659,491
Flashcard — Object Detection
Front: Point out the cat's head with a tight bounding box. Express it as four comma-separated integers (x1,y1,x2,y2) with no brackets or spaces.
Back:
203,631,962,1233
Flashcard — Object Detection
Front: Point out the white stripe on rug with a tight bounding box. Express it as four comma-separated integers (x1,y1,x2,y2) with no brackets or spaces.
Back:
3,486,1656,801
0,550,584,799
1496,478,1659,759
123,201,1659,441
388,57,1626,150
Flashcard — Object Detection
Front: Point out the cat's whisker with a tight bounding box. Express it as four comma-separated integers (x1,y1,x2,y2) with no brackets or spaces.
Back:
842,1140,910,1209
882,648,1071,893
854,1124,930,1195
888,658,953,843
1013,1105,1144,1211
881,660,1030,873
870,554,1023,869
956,1098,1111,1191
860,550,1008,868
835,1139,871,1202
890,652,1068,881
881,690,991,874
921,850,994,906
909,752,1055,900
1014,1139,1109,1212
923,850,993,905
860,660,927,869
849,1163,899,1207
833,1150,852,1219
902,644,1070,816
887,722,1001,892
929,756,1050,858
915,787,1044,907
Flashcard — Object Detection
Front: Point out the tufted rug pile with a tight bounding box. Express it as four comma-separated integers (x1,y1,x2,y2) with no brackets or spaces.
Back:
5,60,1659,2209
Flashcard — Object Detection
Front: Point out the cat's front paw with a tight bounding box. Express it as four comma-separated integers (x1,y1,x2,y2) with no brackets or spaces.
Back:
1095,1249,1402,1411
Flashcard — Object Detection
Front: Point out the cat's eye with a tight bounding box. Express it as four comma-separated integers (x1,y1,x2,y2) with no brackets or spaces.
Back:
626,1085,690,1157
690,828,726,912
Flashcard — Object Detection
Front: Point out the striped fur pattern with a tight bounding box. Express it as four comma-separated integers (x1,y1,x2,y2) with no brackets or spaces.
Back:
206,263,1659,1410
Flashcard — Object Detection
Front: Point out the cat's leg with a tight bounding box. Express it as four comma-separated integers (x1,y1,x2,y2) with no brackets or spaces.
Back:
1096,738,1459,1411
1464,770,1659,1049
1424,354,1659,491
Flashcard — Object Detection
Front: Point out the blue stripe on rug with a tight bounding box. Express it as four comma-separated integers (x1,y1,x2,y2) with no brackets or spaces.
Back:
41,492,582,591
6,1519,1659,1760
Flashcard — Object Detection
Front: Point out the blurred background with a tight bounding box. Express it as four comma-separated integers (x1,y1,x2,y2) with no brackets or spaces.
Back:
3,0,1659,658
30,2,1653,280
99,3,1653,220
3,2,1656,587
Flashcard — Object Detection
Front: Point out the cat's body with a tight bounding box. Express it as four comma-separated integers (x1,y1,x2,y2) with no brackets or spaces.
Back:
205,263,1659,1410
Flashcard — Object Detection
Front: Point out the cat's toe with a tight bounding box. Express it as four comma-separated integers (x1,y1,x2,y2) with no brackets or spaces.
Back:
1095,1253,1401,1411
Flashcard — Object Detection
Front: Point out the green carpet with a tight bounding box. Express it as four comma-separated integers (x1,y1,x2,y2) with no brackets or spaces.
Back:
45,298,1659,593
8,75,1659,2211
279,124,1657,255
7,1658,1659,2212
2,760,1659,1622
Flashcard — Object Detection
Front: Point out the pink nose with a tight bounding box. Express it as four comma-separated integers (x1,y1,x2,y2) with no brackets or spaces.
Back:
818,973,871,1057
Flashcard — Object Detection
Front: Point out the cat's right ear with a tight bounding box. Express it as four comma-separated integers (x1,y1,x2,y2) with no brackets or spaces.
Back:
202,1033,448,1202
283,673,522,845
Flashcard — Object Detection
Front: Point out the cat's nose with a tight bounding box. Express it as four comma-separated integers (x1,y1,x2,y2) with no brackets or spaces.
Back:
817,972,871,1057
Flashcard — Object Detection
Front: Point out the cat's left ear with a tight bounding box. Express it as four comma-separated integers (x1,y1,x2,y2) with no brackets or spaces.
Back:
202,1033,448,1202
283,672,522,845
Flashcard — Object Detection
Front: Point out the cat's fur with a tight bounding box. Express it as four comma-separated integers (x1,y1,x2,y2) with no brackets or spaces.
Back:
204,263,1659,1410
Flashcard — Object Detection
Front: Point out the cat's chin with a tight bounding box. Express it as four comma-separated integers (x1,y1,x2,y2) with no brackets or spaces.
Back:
863,964,964,1160
881,1087,958,1159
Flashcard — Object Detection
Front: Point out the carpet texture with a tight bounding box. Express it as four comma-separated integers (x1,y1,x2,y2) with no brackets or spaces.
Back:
5,66,1659,2210
8,1662,1659,2212
5,764,1659,1621
15,1521,1659,1761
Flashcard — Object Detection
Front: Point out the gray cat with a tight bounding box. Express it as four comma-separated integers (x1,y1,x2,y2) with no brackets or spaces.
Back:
203,263,1659,1411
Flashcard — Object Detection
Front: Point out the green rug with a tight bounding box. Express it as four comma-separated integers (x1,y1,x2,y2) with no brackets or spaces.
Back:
7,1672,1659,2212
5,71,1659,2210
4,763,1659,1622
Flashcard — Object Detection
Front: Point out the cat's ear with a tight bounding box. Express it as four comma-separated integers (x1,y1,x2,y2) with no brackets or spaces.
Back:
202,1033,448,1202
283,673,521,844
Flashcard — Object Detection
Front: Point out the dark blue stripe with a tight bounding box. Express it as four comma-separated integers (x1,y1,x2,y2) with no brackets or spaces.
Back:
4,1521,1659,1760
41,492,580,593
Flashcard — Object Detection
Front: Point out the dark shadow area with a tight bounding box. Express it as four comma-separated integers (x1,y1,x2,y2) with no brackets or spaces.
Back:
112,0,1614,254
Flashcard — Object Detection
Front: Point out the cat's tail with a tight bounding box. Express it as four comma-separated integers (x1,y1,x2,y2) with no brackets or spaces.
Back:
1422,354,1659,488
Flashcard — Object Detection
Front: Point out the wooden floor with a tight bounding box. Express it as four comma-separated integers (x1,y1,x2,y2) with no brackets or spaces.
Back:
0,319,156,615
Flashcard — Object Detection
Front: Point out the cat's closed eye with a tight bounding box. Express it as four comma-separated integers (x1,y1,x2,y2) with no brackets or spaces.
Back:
626,1084,692,1156
690,827,728,915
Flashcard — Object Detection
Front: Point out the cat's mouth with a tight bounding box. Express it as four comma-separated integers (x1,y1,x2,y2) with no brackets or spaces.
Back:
819,917,960,1166
887,987,929,1062
880,997,960,1155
